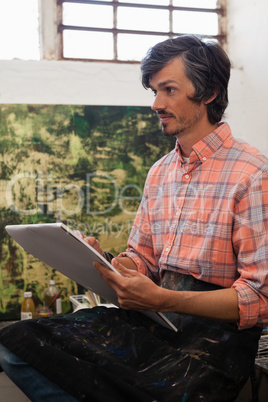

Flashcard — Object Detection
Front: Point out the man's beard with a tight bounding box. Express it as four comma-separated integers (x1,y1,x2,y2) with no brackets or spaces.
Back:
160,109,201,138
161,124,185,138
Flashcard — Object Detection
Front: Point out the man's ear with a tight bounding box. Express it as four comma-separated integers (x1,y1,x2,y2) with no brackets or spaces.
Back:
204,89,218,105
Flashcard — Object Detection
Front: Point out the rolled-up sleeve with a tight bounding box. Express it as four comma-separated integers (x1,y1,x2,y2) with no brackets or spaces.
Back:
232,171,268,329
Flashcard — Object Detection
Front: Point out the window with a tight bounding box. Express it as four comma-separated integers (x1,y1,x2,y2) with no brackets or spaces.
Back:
0,0,40,60
57,0,226,62
0,0,226,63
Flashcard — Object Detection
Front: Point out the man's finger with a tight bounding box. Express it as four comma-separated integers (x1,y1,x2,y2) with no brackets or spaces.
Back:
93,261,108,271
112,258,136,277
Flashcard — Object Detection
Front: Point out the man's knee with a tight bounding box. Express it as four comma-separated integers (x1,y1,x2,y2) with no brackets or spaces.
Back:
0,344,26,374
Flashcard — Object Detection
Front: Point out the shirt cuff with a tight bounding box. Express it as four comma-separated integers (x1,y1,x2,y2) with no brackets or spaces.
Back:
232,280,260,329
118,251,148,275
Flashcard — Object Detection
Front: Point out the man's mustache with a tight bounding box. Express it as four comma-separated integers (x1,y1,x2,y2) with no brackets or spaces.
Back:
156,110,175,117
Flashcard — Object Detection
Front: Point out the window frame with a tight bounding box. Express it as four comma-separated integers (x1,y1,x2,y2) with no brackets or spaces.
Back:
51,0,227,63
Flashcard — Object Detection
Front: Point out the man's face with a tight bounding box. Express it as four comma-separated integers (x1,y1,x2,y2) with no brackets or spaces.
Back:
149,57,205,140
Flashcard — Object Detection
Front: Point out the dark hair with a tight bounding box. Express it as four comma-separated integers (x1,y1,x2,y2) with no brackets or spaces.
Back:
141,35,231,124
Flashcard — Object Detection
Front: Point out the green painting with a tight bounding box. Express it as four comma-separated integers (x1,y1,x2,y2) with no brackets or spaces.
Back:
0,104,175,320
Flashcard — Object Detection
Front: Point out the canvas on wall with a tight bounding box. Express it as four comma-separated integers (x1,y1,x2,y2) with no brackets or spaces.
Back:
0,104,175,320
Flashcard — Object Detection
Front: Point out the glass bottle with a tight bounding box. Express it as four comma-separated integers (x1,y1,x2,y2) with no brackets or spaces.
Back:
44,280,62,315
21,291,35,320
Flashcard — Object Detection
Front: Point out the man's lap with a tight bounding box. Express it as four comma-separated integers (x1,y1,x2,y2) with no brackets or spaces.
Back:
0,306,261,401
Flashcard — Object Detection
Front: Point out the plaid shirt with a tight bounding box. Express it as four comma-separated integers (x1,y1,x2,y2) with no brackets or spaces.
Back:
124,122,268,329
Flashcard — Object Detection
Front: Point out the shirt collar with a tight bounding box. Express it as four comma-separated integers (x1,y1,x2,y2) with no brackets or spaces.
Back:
175,122,232,164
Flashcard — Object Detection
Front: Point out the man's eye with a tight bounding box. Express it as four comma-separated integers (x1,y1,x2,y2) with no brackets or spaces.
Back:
167,87,175,94
152,90,157,97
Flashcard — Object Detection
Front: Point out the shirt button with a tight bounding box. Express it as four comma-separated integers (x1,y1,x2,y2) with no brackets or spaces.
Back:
185,174,190,179
202,157,207,161
165,247,170,252
176,210,180,216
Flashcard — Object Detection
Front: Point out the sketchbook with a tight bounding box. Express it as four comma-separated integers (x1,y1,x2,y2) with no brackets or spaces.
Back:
5,223,177,332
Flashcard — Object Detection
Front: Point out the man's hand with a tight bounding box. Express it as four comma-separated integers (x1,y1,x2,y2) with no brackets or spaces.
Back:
73,232,103,256
94,259,162,311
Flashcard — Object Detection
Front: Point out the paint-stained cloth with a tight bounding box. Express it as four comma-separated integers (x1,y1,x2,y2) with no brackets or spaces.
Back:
0,273,261,401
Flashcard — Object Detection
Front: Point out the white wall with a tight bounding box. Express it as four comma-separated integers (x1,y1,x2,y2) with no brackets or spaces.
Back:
226,0,268,155
0,0,267,154
0,59,152,106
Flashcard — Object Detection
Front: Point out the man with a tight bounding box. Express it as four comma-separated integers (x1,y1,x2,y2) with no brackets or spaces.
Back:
0,35,267,401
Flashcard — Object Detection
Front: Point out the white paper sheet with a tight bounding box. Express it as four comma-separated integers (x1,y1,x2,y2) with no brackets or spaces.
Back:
6,223,177,332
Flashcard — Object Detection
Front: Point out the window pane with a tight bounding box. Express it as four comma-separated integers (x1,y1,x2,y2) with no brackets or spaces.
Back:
120,0,169,4
118,7,169,32
63,31,114,60
173,0,217,8
118,34,167,61
63,4,113,29
173,11,218,35
0,0,39,60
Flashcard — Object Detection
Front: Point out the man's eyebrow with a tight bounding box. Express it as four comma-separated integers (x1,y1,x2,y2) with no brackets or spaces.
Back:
149,79,178,90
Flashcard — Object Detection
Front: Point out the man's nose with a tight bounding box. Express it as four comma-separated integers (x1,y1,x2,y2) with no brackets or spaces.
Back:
151,94,166,111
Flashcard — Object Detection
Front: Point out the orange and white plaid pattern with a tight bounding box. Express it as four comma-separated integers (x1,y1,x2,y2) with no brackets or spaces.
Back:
124,123,268,329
